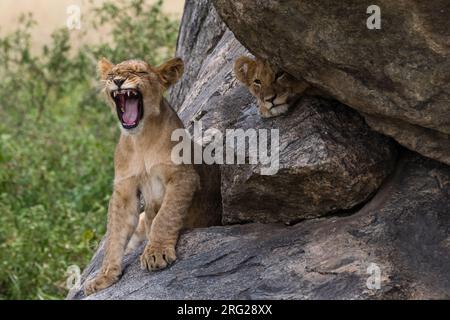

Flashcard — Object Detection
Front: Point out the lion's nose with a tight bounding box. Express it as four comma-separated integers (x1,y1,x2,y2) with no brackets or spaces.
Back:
114,78,125,88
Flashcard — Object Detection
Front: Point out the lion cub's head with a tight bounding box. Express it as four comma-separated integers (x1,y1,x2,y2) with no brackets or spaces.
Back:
98,57,184,134
234,56,309,118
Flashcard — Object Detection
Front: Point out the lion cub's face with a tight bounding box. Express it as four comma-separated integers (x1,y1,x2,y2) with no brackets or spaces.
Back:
234,56,308,118
98,58,184,134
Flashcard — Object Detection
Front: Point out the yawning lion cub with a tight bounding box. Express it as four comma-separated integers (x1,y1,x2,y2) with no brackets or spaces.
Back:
84,58,220,295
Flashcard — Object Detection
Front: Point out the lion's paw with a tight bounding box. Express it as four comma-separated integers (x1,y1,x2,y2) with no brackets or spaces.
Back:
84,270,120,296
140,244,177,271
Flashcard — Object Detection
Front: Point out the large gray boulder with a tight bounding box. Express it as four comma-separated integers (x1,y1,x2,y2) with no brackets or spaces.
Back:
170,0,396,224
68,152,450,300
213,0,450,165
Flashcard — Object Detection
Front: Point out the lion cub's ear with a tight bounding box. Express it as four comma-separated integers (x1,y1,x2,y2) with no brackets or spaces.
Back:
234,56,257,86
157,57,184,89
98,58,114,80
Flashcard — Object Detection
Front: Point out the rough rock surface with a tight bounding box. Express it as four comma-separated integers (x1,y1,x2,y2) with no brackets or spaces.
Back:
219,98,396,224
66,0,450,300
213,0,450,165
170,0,396,224
68,151,450,300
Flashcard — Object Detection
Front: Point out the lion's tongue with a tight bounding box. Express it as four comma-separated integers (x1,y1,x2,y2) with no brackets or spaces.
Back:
122,97,139,125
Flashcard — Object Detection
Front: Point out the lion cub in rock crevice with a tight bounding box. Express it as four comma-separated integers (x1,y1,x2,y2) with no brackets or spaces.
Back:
84,57,220,296
234,56,316,118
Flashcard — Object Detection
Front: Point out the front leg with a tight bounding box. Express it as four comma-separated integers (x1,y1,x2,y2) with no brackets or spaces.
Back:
140,166,199,271
125,202,157,254
84,178,140,296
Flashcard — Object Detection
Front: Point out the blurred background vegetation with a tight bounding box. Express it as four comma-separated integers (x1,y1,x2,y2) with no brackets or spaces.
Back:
0,0,181,299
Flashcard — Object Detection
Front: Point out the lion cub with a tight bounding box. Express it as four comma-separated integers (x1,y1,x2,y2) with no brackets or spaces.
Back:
84,58,220,295
234,56,311,118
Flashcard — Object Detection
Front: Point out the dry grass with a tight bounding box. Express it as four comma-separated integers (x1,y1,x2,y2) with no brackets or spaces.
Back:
0,0,184,51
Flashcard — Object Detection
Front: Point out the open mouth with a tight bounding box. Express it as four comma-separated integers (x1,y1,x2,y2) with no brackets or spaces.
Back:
111,89,144,129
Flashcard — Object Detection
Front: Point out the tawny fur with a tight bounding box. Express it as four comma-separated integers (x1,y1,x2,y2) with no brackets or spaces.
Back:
234,56,313,118
84,58,220,296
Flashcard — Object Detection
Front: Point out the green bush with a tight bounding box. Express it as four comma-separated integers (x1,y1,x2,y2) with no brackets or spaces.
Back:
0,0,179,300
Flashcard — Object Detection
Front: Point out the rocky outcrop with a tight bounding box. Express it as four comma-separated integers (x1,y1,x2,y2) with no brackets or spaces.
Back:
170,0,396,224
67,0,450,300
68,151,450,300
213,0,450,165
219,98,396,224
